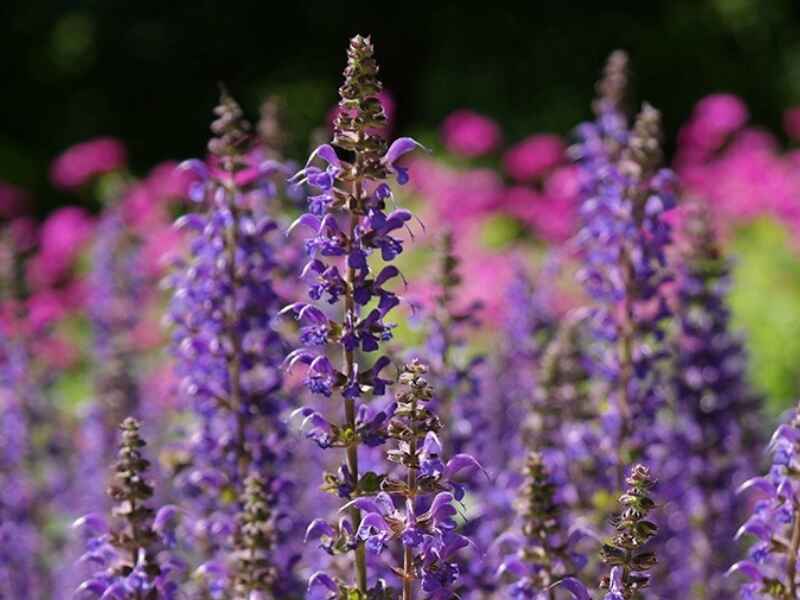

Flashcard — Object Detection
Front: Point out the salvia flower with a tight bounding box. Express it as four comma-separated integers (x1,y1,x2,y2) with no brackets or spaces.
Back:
573,51,677,492
0,333,46,598
358,359,477,599
561,464,658,600
729,407,800,599
168,90,300,594
497,452,586,598
74,418,183,599
453,267,555,598
658,202,762,599
286,35,424,596
422,231,483,453
229,473,279,599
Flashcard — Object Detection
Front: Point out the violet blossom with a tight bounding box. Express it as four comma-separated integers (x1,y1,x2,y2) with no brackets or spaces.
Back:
73,418,184,599
286,35,425,597
729,408,800,599
168,90,300,597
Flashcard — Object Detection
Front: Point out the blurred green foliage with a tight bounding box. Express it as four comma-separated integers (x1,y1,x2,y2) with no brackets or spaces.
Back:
730,218,800,415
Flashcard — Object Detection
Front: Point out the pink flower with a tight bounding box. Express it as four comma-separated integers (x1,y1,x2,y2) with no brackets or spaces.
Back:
410,159,504,230
0,181,30,219
27,207,94,288
33,335,80,370
40,206,94,261
693,94,748,137
675,94,749,168
146,160,192,201
441,110,502,157
458,250,516,322
501,167,578,242
27,290,66,331
50,137,127,190
503,134,565,181
140,225,185,277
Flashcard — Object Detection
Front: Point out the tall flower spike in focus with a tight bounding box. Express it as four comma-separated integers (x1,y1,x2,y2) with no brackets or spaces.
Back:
342,360,478,600
497,451,586,598
288,35,425,597
729,405,800,599
73,417,182,599
170,90,300,596
599,464,658,599
559,464,659,600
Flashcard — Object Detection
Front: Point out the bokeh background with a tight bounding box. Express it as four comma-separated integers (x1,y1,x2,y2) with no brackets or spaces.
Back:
5,1,800,210
5,3,800,597
5,0,800,412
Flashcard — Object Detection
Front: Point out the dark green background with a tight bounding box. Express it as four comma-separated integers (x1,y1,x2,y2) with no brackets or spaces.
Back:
3,0,799,213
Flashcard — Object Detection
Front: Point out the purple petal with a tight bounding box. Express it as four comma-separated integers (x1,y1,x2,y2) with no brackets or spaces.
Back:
382,137,427,166
444,453,487,481
308,571,338,592
305,519,335,542
178,159,209,179
555,577,592,600
726,560,764,582
737,476,774,497
341,497,382,515
357,512,391,535
288,213,321,235
306,144,341,168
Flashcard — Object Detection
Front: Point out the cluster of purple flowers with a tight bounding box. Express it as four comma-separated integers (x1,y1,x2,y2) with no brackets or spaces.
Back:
573,51,678,488
286,35,481,599
729,408,800,598
0,34,788,600
167,91,300,596
74,418,183,599
0,334,46,597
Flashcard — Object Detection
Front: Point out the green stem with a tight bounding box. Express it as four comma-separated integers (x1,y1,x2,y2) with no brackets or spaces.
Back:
344,202,367,593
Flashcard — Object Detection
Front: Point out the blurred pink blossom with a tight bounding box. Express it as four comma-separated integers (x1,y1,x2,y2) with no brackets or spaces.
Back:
500,166,578,242
410,159,503,230
503,134,565,181
140,225,185,277
676,94,748,168
40,206,94,260
459,250,516,321
145,160,192,201
132,315,165,351
50,137,127,190
121,162,189,234
27,207,94,287
27,290,66,331
441,110,502,157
